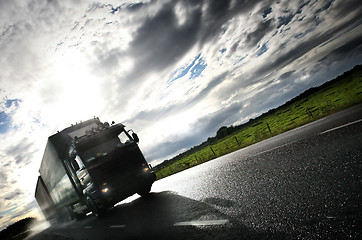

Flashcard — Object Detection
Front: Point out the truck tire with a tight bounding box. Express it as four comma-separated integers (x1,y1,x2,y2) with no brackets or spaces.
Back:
137,185,151,198
67,206,86,221
86,197,106,218
74,212,86,221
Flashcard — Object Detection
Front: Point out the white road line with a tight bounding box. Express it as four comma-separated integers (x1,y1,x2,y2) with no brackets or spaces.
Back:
109,225,126,228
84,226,93,229
320,119,362,134
174,219,229,226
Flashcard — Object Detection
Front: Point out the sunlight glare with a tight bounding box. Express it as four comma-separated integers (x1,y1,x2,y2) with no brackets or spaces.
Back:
52,52,104,120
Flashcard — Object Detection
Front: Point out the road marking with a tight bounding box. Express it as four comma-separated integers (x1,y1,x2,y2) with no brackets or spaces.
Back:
109,225,126,228
85,226,93,229
320,119,362,135
174,219,229,226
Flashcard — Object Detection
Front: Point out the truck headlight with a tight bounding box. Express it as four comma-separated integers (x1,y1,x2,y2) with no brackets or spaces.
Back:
96,152,107,157
141,163,150,172
101,183,110,193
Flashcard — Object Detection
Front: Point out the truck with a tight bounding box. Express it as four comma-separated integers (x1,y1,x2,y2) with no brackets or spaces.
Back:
35,117,156,221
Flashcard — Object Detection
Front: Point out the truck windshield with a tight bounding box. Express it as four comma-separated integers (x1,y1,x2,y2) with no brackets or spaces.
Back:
77,130,132,162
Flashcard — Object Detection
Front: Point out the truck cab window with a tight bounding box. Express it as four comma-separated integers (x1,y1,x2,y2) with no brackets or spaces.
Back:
118,131,131,144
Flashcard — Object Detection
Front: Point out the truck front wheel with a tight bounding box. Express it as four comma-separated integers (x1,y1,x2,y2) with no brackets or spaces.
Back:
137,185,151,198
86,197,106,218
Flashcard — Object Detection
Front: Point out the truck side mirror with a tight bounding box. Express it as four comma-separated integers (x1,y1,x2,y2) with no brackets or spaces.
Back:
132,133,139,143
71,159,80,172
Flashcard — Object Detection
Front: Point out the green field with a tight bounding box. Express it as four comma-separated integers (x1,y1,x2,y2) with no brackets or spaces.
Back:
154,65,362,180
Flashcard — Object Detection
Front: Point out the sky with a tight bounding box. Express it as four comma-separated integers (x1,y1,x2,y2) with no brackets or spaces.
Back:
0,0,361,230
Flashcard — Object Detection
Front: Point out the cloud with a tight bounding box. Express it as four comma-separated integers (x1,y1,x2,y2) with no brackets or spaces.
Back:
246,19,274,46
144,101,243,161
320,35,362,64
4,189,23,201
0,171,8,191
279,71,295,80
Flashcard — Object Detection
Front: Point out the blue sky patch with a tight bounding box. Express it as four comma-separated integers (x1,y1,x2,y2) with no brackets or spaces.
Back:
277,14,294,28
0,98,21,134
263,7,272,18
190,57,207,79
168,53,207,84
5,99,21,108
234,54,248,65
0,111,11,134
257,43,268,56
0,203,18,216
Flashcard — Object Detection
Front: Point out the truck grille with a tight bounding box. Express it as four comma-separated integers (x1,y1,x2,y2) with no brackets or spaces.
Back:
86,143,148,200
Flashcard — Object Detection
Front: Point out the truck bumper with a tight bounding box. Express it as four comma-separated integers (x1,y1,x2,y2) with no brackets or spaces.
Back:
98,171,156,206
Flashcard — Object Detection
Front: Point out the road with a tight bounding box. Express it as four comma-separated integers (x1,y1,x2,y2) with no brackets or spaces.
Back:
29,104,362,240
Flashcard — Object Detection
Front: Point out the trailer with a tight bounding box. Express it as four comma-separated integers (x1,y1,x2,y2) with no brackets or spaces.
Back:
34,176,57,223
35,117,156,220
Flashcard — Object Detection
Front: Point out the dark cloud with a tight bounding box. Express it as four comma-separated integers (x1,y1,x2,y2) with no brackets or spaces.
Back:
332,0,362,19
4,189,23,201
246,19,273,46
0,25,15,41
319,35,362,64
129,2,202,75
262,7,272,18
5,140,35,166
257,13,362,77
93,48,121,72
0,171,7,189
5,141,33,156
277,13,294,28
315,0,333,14
127,3,144,11
280,71,295,80
199,0,266,46
229,41,240,54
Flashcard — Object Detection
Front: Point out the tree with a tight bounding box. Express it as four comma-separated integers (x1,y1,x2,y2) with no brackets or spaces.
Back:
0,217,37,240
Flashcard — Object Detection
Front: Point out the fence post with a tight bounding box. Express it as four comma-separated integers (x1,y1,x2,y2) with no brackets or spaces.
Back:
210,146,216,156
235,136,240,146
307,107,313,117
266,123,272,134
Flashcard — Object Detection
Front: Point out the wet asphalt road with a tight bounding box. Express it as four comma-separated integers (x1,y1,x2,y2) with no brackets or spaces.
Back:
29,104,362,240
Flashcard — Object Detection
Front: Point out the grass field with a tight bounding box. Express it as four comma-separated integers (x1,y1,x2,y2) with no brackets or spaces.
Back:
154,65,362,180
